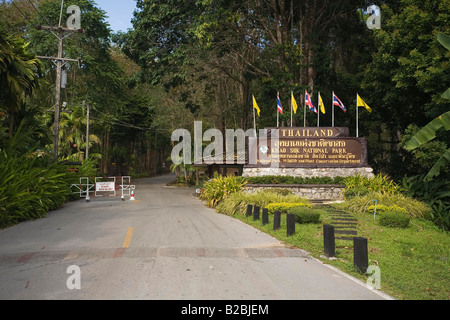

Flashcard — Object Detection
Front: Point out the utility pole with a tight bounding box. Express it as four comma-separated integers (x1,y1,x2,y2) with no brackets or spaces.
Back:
36,1,82,160
84,101,90,159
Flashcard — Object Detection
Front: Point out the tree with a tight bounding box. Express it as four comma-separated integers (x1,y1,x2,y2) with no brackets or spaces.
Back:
0,27,41,138
357,0,450,178
361,0,450,132
123,0,371,131
0,0,47,36
25,0,125,163
404,33,450,181
58,103,101,161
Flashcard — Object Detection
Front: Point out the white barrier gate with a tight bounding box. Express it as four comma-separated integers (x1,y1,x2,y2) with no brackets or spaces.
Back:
71,176,135,202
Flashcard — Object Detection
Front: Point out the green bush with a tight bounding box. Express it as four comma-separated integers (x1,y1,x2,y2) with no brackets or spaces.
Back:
216,190,310,216
287,207,323,224
366,204,408,215
343,174,400,199
379,211,411,228
265,202,311,214
0,153,71,228
401,175,450,231
342,192,430,219
0,151,102,228
199,175,247,208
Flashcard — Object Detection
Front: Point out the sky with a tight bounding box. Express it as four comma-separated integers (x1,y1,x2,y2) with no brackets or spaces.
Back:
94,0,136,33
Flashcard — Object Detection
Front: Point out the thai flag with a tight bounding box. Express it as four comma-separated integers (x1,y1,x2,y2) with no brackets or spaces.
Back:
333,93,347,112
277,93,283,114
305,90,317,114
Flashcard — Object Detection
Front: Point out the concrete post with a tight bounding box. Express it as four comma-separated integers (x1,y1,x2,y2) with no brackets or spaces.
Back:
273,211,281,230
246,205,253,218
354,237,369,273
287,214,295,236
262,208,269,226
253,206,260,221
323,224,336,258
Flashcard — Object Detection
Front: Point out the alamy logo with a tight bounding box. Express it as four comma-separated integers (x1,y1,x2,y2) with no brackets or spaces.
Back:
66,265,81,290
171,121,280,168
366,5,381,30
366,265,381,290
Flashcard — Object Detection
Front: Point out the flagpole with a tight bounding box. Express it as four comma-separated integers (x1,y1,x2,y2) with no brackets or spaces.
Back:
253,103,256,133
332,91,335,127
291,91,293,127
356,93,359,138
317,92,320,127
277,92,279,128
304,91,306,127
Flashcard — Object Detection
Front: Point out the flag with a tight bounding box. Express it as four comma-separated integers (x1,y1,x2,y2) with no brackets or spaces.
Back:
305,90,317,114
357,94,372,113
277,93,283,114
292,93,298,114
333,93,347,112
252,95,261,117
319,93,326,114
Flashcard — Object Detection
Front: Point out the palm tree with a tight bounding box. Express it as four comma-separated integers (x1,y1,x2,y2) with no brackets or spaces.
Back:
0,28,41,138
58,104,102,161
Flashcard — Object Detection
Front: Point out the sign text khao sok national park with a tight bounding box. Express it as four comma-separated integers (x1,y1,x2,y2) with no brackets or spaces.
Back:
248,127,369,168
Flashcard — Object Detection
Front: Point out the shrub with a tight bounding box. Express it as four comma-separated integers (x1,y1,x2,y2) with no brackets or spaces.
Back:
343,174,400,199
0,153,71,228
341,192,430,219
216,190,310,216
199,175,247,208
287,207,323,224
401,175,450,231
366,204,408,215
379,211,411,228
265,202,311,214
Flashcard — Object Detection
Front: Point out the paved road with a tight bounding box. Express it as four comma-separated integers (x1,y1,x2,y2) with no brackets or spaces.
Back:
0,174,392,301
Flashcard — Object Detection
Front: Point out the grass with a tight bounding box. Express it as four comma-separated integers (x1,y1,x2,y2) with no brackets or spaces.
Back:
229,203,450,300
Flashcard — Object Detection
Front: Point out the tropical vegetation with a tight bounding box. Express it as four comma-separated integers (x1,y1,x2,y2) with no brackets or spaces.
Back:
199,174,248,207
0,0,448,300
0,1,448,225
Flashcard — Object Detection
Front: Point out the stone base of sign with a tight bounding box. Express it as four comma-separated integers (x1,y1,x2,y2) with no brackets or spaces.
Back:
244,184,346,202
242,167,374,179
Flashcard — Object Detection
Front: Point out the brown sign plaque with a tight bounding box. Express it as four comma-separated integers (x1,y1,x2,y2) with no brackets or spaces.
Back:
247,128,369,168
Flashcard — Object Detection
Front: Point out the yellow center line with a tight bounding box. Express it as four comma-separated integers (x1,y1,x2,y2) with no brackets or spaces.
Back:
122,227,134,248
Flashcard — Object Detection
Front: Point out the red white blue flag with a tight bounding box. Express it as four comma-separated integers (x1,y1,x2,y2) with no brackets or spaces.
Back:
305,90,317,114
277,93,283,114
333,93,347,112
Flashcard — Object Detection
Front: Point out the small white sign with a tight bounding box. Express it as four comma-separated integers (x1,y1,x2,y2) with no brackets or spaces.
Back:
96,182,115,192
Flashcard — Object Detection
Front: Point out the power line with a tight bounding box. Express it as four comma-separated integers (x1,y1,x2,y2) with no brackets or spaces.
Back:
26,0,53,27
89,114,169,133
10,0,32,23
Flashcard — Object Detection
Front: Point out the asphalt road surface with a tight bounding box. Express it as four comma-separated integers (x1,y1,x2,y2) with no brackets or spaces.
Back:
0,174,393,301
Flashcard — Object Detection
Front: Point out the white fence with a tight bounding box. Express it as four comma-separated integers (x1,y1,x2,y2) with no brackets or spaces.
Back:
71,176,135,202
